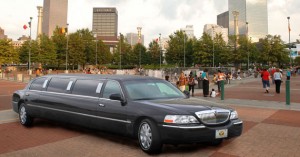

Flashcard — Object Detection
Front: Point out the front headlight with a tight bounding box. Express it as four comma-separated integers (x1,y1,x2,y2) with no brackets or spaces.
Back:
230,111,238,120
164,115,199,124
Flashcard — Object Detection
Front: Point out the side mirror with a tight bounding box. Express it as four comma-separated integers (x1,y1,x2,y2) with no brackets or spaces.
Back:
183,90,190,98
109,93,127,106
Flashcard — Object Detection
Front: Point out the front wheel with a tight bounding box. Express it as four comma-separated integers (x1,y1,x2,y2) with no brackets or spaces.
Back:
19,103,33,127
138,119,162,154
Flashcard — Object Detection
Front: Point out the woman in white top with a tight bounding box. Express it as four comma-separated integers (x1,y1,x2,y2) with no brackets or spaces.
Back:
273,68,282,93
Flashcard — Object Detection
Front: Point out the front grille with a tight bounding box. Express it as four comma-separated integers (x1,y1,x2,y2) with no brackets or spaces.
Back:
195,109,230,125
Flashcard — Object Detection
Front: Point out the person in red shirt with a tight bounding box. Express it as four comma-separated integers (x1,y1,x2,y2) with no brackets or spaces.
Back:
261,68,271,93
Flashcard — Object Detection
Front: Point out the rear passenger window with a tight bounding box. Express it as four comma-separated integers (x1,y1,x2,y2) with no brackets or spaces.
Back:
72,80,103,97
103,81,122,99
47,78,70,93
30,77,47,91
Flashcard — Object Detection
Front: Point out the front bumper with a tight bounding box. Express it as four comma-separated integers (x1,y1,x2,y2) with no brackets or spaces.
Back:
159,120,243,144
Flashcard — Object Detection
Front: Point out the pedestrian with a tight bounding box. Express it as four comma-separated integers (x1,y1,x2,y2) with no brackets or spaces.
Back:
286,68,291,80
273,68,282,94
201,69,209,97
188,73,195,96
217,70,225,92
237,69,241,80
261,68,271,93
178,72,187,92
271,67,276,84
36,68,41,77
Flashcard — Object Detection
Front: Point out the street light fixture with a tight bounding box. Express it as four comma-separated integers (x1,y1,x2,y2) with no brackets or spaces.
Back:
137,27,142,69
183,31,186,68
28,17,32,75
287,16,291,65
65,23,69,73
159,33,161,70
212,26,215,67
246,22,249,71
119,33,122,70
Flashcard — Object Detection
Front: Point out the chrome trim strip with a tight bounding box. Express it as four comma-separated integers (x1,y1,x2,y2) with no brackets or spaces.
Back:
66,81,73,91
39,91,99,100
233,121,243,125
27,104,131,124
162,125,206,129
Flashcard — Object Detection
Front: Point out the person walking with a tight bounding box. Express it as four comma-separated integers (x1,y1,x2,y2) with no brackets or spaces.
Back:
178,72,187,92
261,68,271,93
201,69,209,97
273,68,282,93
188,73,195,96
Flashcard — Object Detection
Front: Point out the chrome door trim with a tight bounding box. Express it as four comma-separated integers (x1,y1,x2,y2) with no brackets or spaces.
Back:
27,104,131,124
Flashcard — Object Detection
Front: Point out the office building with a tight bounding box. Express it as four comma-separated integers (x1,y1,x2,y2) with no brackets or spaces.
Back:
203,24,228,43
217,11,229,33
126,33,144,46
92,7,118,49
0,27,7,40
180,25,194,39
218,0,268,42
42,0,68,37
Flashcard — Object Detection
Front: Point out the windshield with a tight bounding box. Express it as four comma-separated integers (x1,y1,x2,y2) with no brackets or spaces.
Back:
123,79,186,100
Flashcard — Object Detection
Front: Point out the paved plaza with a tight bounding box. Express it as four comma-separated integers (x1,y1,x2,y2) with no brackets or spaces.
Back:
0,75,300,157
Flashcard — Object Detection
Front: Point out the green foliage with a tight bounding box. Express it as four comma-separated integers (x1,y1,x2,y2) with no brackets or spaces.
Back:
0,39,19,64
294,56,300,65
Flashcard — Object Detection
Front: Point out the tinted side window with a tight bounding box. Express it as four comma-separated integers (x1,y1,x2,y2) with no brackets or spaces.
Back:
29,77,47,91
47,78,70,93
103,81,122,99
72,79,103,97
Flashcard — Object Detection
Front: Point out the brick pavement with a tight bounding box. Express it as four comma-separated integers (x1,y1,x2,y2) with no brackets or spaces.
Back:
1,78,300,156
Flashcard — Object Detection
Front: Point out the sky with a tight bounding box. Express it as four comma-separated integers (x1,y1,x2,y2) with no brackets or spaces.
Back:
0,0,299,46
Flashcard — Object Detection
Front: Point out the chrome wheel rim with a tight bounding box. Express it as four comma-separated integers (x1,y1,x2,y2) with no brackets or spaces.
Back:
20,106,27,124
139,122,152,150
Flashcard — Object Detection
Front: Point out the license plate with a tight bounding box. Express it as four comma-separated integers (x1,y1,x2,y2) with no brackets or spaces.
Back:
216,129,228,139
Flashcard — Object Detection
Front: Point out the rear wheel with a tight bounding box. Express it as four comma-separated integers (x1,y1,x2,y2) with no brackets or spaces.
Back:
138,119,162,154
19,103,33,127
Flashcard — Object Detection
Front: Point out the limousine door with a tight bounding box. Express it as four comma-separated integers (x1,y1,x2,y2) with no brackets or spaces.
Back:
24,77,47,116
96,80,128,135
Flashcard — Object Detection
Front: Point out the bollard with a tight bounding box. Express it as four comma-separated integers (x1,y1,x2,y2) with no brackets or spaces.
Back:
221,80,225,100
286,80,290,105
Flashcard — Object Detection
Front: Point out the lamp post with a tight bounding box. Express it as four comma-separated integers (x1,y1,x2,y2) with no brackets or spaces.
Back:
183,31,186,68
65,23,69,73
246,22,249,71
212,26,215,67
137,27,142,69
119,33,122,70
288,17,291,64
159,33,161,70
94,32,98,66
28,17,32,75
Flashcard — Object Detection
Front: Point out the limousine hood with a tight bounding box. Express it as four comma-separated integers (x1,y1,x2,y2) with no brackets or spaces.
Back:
139,98,233,115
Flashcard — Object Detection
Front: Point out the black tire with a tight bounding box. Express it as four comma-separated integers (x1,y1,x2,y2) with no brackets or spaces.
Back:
18,103,33,127
138,119,162,154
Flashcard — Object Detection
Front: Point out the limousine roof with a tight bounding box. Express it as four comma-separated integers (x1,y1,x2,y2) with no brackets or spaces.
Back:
42,74,162,81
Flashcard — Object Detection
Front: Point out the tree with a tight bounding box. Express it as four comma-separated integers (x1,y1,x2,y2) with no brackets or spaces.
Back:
18,40,39,68
0,39,19,65
38,34,57,66
68,32,85,69
132,43,146,67
294,56,300,65
166,30,189,67
148,40,161,68
112,33,132,67
52,27,67,68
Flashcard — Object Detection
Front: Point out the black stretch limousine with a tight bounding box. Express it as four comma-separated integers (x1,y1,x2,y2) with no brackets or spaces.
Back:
12,74,243,154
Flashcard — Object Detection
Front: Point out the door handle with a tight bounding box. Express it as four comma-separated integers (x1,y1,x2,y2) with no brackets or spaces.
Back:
25,93,29,96
98,104,105,107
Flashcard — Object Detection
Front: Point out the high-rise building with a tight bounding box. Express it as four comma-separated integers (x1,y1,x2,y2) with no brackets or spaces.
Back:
203,24,228,43
92,7,118,49
125,33,144,46
180,25,194,39
218,0,268,42
0,27,7,40
42,0,68,37
217,11,229,32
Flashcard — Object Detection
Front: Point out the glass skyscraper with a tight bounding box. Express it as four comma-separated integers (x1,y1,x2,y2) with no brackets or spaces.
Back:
227,0,268,42
92,8,118,37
